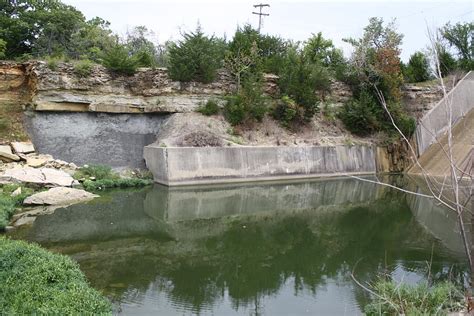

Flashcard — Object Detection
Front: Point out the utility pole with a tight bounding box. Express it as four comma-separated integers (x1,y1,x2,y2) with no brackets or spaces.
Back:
252,3,270,33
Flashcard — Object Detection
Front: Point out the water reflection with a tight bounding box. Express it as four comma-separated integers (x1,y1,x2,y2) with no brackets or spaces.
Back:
9,176,468,315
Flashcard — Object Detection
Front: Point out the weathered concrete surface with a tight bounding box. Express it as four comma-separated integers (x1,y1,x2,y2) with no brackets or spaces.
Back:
415,71,473,156
26,112,168,168
409,108,473,177
144,145,376,185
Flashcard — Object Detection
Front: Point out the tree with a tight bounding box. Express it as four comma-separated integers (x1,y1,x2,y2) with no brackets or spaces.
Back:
344,17,404,102
101,43,138,75
0,0,86,58
224,42,258,93
69,17,116,61
441,22,473,70
168,26,226,83
125,26,160,67
403,51,431,83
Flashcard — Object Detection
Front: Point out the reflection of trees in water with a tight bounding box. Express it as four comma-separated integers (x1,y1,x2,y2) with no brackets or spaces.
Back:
78,195,467,314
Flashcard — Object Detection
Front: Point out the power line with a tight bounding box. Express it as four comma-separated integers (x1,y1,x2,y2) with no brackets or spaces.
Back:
252,3,270,33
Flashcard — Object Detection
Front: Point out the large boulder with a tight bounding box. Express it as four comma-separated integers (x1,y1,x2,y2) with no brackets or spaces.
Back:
0,167,78,187
23,187,98,205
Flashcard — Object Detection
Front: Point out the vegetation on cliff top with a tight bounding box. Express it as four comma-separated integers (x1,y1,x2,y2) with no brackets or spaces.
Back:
0,237,111,314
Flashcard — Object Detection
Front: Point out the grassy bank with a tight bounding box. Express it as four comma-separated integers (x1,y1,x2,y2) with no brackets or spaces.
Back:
365,279,465,315
74,164,153,192
0,237,111,314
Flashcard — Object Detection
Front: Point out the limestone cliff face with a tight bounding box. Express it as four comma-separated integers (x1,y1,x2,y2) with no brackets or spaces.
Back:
0,62,31,106
31,62,238,113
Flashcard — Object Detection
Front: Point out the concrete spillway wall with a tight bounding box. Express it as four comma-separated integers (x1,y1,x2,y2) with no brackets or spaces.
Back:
415,71,474,156
144,145,376,186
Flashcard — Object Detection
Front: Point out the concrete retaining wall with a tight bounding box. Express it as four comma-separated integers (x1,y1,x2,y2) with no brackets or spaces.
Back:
144,145,376,185
415,71,474,155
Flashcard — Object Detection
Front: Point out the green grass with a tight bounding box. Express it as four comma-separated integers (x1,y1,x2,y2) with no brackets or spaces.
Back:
0,237,111,314
365,279,465,315
74,164,153,192
0,184,34,230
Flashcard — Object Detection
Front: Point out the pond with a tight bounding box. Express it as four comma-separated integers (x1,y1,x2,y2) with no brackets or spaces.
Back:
8,176,469,315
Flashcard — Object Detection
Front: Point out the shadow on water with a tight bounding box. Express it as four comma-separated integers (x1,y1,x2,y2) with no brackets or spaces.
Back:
8,176,469,315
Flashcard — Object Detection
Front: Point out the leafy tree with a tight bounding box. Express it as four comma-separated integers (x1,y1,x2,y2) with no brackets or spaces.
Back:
168,26,226,83
69,17,116,61
224,41,258,93
344,17,404,102
403,51,431,83
125,26,160,67
0,0,86,58
441,22,473,70
304,32,348,81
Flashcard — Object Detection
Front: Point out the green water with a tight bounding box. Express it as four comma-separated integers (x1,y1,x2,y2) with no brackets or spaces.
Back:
9,176,468,315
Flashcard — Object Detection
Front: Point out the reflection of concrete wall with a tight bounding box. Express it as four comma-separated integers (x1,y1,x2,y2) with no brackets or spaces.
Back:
144,145,376,186
26,112,168,168
407,185,467,256
144,178,383,222
415,71,474,155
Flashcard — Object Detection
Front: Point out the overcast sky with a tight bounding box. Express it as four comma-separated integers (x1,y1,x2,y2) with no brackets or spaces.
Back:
63,0,473,61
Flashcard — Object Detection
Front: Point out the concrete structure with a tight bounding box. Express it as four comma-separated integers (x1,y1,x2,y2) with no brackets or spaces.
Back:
415,71,473,156
144,145,376,186
409,71,473,177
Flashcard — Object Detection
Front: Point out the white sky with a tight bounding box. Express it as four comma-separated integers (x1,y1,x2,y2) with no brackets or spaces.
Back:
63,0,473,61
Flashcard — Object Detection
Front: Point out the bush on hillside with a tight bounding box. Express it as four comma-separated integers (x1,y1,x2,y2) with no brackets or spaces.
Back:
197,99,220,116
168,26,226,83
73,59,94,77
224,74,267,126
0,237,111,314
339,90,382,136
272,96,306,129
101,44,138,75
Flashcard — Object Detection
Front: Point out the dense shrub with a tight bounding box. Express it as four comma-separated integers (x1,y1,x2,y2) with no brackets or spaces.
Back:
339,90,382,136
340,89,416,137
73,59,94,77
278,47,321,120
272,96,306,129
224,74,267,125
197,99,220,116
168,26,226,83
228,25,289,75
0,237,111,314
403,51,432,83
365,280,464,315
101,43,138,75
